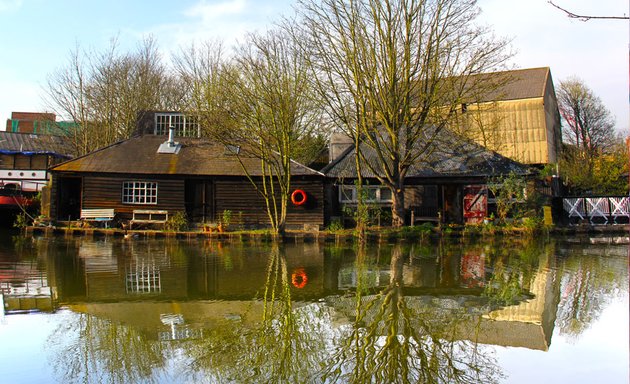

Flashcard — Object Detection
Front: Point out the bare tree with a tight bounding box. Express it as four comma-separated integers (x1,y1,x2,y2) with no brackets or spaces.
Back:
557,77,616,159
45,45,97,156
219,28,325,234
172,40,232,136
548,1,629,21
295,0,511,226
45,37,182,155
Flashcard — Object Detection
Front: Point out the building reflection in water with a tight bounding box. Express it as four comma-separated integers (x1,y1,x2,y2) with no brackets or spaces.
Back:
2,235,622,382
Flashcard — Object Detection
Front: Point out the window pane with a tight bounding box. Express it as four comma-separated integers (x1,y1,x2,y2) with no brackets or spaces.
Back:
365,188,377,201
380,188,392,202
122,181,158,205
340,186,354,202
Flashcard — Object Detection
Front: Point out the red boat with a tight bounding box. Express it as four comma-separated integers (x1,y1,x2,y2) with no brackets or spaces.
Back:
0,187,36,211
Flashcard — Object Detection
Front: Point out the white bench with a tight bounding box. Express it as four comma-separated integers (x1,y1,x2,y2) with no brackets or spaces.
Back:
131,209,169,228
80,208,115,228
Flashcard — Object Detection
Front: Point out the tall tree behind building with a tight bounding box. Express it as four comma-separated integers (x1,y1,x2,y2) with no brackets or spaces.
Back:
557,77,615,161
556,77,627,194
45,37,182,156
295,0,511,227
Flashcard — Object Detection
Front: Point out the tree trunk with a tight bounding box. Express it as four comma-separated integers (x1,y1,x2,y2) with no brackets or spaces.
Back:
391,188,405,227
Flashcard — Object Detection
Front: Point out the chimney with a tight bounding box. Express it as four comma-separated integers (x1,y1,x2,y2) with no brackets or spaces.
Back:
158,126,181,154
329,131,354,163
168,126,175,146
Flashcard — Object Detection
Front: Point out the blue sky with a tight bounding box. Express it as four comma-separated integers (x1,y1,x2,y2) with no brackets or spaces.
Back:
0,0,627,133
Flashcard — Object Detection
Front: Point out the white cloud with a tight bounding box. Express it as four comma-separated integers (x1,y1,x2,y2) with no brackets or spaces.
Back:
184,0,247,22
142,0,290,54
0,0,22,12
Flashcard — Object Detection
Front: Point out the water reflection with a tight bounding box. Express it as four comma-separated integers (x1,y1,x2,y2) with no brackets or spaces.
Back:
323,244,504,383
0,234,627,383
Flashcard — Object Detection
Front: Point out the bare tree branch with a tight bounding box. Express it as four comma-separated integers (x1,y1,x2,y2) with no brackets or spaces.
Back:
548,1,629,21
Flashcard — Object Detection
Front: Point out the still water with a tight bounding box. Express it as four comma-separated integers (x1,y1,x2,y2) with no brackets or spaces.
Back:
0,231,627,384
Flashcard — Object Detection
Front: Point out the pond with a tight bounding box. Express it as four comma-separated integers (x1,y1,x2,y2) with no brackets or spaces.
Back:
0,231,627,383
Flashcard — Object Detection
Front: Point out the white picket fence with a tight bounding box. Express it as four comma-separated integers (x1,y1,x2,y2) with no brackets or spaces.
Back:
562,197,630,225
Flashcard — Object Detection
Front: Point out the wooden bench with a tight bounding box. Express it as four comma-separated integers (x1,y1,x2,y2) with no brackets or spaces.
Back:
410,208,441,225
131,209,169,229
80,208,115,228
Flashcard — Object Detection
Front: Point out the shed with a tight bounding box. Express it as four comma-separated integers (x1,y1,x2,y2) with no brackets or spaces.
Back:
323,128,532,225
49,134,325,229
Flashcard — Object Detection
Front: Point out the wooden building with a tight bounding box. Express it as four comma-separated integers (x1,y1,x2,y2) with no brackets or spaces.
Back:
49,131,325,229
449,67,562,165
323,129,532,225
0,131,73,212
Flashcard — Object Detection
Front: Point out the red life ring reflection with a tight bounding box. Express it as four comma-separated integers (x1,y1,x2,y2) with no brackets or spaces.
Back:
291,268,308,289
291,189,307,206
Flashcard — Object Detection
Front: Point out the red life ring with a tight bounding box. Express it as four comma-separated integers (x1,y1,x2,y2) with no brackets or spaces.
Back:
291,268,308,289
291,189,307,206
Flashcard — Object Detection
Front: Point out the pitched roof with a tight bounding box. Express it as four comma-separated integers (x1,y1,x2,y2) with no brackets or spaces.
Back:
467,67,552,103
0,131,74,158
50,135,323,177
322,128,531,179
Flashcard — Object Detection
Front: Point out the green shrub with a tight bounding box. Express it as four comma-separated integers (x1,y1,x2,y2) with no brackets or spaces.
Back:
327,219,344,232
221,210,232,227
521,216,543,235
165,211,188,232
13,213,29,229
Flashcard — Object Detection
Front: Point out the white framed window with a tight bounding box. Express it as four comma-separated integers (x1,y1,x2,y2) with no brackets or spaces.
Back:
154,113,199,137
126,260,161,294
339,185,393,203
122,181,158,204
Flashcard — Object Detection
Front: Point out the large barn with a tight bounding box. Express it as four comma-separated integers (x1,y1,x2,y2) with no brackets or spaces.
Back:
449,67,562,165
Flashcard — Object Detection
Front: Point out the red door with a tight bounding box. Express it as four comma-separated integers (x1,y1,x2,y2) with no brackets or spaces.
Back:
463,185,487,224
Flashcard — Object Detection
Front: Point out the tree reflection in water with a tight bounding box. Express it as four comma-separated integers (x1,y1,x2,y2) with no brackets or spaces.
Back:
187,242,332,383
49,312,166,384
38,237,628,384
322,244,503,384
555,244,629,339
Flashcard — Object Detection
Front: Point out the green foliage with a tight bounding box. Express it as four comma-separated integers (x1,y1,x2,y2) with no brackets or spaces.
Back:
326,219,344,232
560,136,629,195
538,163,557,179
488,172,526,223
13,213,30,229
521,217,543,235
165,211,188,232
416,222,434,236
221,210,232,227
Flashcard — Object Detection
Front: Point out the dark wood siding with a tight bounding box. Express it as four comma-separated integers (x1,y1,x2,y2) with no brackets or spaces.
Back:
53,171,324,227
0,154,14,168
82,175,185,220
14,154,29,169
214,177,324,229
31,155,48,169
49,174,58,219
286,178,324,228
